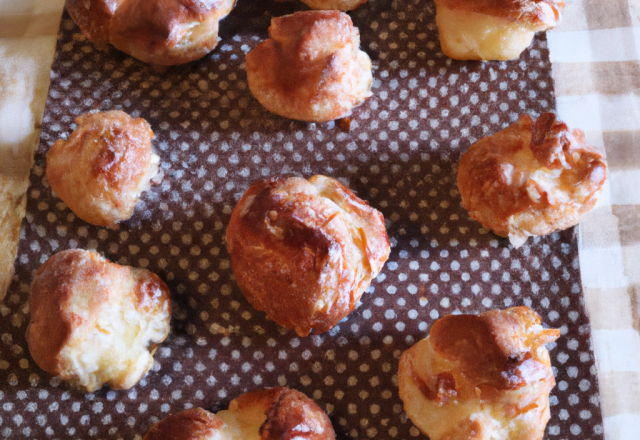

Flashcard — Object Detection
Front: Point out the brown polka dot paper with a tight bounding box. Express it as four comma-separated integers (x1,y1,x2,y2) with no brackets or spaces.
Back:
1,1,604,439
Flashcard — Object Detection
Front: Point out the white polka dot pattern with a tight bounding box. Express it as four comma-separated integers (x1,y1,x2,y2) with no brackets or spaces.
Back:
1,1,604,439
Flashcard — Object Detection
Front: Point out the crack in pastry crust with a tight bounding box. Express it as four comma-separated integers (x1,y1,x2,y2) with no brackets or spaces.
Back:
226,175,390,337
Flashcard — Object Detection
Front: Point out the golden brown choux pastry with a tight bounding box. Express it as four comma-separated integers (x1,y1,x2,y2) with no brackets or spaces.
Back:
46,110,161,228
226,175,390,337
434,0,564,60
457,112,607,247
298,0,368,12
245,10,373,122
143,387,336,440
65,0,236,65
398,306,560,440
26,249,171,392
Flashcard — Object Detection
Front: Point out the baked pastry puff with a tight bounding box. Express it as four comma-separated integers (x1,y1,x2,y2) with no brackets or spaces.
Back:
46,110,161,228
245,10,373,122
434,0,564,60
298,0,368,12
398,306,560,440
457,112,607,248
143,387,335,440
26,249,171,392
226,175,390,337
65,0,236,65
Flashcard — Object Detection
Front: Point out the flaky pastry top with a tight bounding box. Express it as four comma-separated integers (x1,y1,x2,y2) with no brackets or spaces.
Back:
66,0,235,65
46,110,160,228
398,307,560,440
245,10,373,122
429,307,560,391
226,175,390,336
457,112,607,247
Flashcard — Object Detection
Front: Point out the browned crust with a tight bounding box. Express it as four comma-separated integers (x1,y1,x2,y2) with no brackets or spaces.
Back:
66,0,125,47
435,0,564,24
143,388,335,440
25,249,171,379
398,307,559,440
143,408,225,440
66,0,235,65
109,0,234,65
457,112,607,241
226,175,389,336
228,387,335,440
46,110,155,228
430,306,560,391
245,10,370,122
410,369,458,405
258,388,336,440
299,0,369,12
458,116,533,236
26,249,115,374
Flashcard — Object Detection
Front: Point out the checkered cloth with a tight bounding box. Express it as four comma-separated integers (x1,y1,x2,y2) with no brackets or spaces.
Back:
548,0,640,437
0,0,638,437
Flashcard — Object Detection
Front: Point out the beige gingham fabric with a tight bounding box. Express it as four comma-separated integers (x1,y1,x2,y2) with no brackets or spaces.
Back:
0,0,637,438
548,0,640,437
